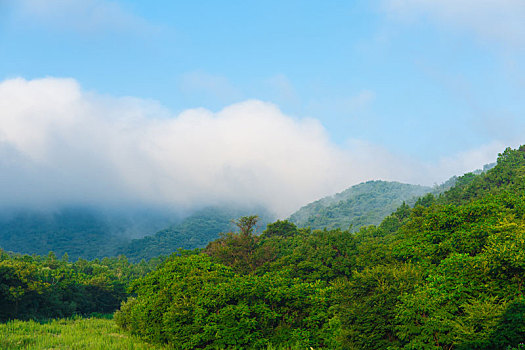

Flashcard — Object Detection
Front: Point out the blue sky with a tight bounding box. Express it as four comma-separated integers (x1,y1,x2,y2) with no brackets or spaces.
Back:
0,0,523,214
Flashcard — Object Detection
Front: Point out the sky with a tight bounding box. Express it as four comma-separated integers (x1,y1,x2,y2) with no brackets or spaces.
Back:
0,0,524,216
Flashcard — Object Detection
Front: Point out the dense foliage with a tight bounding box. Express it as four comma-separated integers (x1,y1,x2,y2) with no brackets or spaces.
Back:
116,254,337,349
289,180,431,231
0,250,160,321
116,146,525,349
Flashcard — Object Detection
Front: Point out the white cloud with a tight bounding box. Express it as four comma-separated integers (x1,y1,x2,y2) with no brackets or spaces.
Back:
0,77,507,217
0,77,352,216
8,0,156,34
382,0,525,46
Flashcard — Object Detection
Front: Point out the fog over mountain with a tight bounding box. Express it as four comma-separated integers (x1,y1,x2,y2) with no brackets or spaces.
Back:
0,77,504,217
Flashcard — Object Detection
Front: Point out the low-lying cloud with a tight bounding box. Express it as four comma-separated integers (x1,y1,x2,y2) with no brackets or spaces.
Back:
0,77,503,216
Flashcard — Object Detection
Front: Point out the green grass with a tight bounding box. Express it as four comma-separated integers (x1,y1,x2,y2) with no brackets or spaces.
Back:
0,316,313,350
0,316,162,349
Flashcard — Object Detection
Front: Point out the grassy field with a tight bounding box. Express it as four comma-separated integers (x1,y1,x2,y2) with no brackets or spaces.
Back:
0,316,162,350
0,316,314,350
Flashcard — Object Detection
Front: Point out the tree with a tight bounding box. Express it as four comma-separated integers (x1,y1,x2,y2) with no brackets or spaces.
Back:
234,215,259,236
205,216,270,274
261,220,298,238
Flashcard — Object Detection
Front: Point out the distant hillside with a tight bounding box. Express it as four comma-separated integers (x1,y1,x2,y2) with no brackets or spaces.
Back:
0,207,176,260
119,206,275,262
0,205,273,261
289,180,432,231
0,164,496,261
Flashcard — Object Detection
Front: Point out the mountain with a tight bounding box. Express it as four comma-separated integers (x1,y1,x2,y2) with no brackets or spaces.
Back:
114,146,525,349
0,162,498,261
0,207,177,260
288,180,432,231
3,146,523,348
119,206,275,262
0,205,274,261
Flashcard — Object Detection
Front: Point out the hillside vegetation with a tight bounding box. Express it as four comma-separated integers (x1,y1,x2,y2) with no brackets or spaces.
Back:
0,250,160,321
0,208,128,260
0,206,274,261
1,146,523,349
288,162,495,233
115,146,525,349
0,208,176,260
119,206,274,262
289,180,432,231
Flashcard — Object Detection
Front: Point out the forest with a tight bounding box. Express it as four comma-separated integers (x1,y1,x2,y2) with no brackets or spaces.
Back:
0,205,274,262
1,146,525,349
289,180,433,231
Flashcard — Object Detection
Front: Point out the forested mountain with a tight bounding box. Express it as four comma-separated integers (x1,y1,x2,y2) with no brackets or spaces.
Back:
0,207,177,260
288,162,496,232
0,161,498,264
119,206,275,262
289,180,432,231
1,147,521,349
0,205,274,261
114,146,525,349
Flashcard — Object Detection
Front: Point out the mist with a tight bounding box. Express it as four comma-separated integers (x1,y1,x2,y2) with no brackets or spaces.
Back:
0,77,502,217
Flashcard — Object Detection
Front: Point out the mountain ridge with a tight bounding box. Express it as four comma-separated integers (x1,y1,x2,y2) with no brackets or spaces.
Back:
288,180,432,231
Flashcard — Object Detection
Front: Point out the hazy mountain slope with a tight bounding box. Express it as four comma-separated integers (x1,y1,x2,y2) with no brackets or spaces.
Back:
0,208,123,259
289,180,432,231
0,205,273,261
119,206,275,262
0,207,177,260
